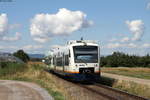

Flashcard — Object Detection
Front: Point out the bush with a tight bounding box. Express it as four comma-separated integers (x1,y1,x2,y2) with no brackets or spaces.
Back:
0,62,27,76
13,50,30,63
0,62,7,68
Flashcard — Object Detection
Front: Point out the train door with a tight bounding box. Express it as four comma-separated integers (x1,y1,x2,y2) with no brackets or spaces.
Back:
54,55,56,70
62,53,65,71
69,50,71,66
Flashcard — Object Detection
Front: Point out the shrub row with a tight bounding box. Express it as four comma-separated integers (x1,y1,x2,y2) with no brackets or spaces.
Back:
100,52,150,67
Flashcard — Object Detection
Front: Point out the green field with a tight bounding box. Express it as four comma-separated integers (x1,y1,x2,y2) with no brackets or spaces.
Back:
101,67,150,80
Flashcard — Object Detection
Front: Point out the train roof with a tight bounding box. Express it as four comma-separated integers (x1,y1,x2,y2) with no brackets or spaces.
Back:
46,40,99,56
67,40,98,45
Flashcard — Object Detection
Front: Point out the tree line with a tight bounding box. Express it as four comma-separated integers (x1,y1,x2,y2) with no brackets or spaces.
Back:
100,52,150,67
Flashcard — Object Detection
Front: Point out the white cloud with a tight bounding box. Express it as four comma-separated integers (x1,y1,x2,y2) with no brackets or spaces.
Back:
109,20,145,43
109,38,118,42
9,24,21,30
142,43,150,48
147,2,150,9
0,14,8,36
106,43,121,48
2,32,21,41
0,44,44,53
0,45,18,50
120,37,130,42
30,8,93,43
126,20,145,41
22,45,43,51
127,43,137,48
0,13,21,42
33,37,50,43
105,43,138,49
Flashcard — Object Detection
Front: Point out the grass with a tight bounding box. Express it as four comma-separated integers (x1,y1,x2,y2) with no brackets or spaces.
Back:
101,67,150,80
113,80,150,99
101,67,150,98
0,61,65,100
99,76,116,86
98,76,150,99
0,62,27,76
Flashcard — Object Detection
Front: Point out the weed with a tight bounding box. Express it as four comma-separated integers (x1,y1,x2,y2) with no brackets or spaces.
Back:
113,80,150,98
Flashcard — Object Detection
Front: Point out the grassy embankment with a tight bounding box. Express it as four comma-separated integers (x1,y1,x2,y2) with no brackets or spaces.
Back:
113,80,150,98
0,61,65,100
101,67,150,80
101,67,150,98
100,76,150,98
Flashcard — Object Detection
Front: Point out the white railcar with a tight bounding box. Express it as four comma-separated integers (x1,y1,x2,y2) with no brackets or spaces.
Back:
46,40,100,81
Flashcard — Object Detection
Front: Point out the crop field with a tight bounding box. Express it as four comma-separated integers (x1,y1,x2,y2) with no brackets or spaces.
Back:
101,67,150,80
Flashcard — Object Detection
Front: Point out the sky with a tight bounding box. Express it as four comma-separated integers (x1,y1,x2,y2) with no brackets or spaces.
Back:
0,0,150,55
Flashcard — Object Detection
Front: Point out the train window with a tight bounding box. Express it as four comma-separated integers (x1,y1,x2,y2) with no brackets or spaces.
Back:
53,57,54,65
69,50,70,57
73,46,98,63
56,57,63,66
54,55,56,66
65,55,69,66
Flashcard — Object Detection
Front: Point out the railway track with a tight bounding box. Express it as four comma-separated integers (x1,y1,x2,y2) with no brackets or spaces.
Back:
45,69,149,100
77,84,117,100
77,83,148,100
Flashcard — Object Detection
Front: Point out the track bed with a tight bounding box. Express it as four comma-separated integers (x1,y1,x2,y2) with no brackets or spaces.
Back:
45,69,149,100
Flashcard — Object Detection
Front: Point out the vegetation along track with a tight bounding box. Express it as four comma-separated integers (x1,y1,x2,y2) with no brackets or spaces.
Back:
45,69,149,100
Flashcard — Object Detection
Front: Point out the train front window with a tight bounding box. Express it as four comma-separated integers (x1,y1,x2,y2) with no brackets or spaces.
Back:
73,46,98,63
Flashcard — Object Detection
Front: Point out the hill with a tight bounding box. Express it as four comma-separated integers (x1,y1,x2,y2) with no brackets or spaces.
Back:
29,54,45,59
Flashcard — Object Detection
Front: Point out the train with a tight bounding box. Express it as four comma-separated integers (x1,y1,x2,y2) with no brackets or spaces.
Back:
44,40,101,81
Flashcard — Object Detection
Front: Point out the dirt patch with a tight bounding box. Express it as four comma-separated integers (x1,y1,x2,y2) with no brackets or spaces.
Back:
0,80,53,100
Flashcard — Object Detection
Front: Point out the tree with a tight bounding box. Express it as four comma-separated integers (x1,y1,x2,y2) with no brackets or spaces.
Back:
13,50,30,63
100,52,150,67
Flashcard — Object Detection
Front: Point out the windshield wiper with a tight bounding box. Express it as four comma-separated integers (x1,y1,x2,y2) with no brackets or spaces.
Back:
78,59,87,65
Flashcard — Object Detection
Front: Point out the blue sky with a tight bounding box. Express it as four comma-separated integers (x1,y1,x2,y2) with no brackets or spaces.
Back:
0,0,150,55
